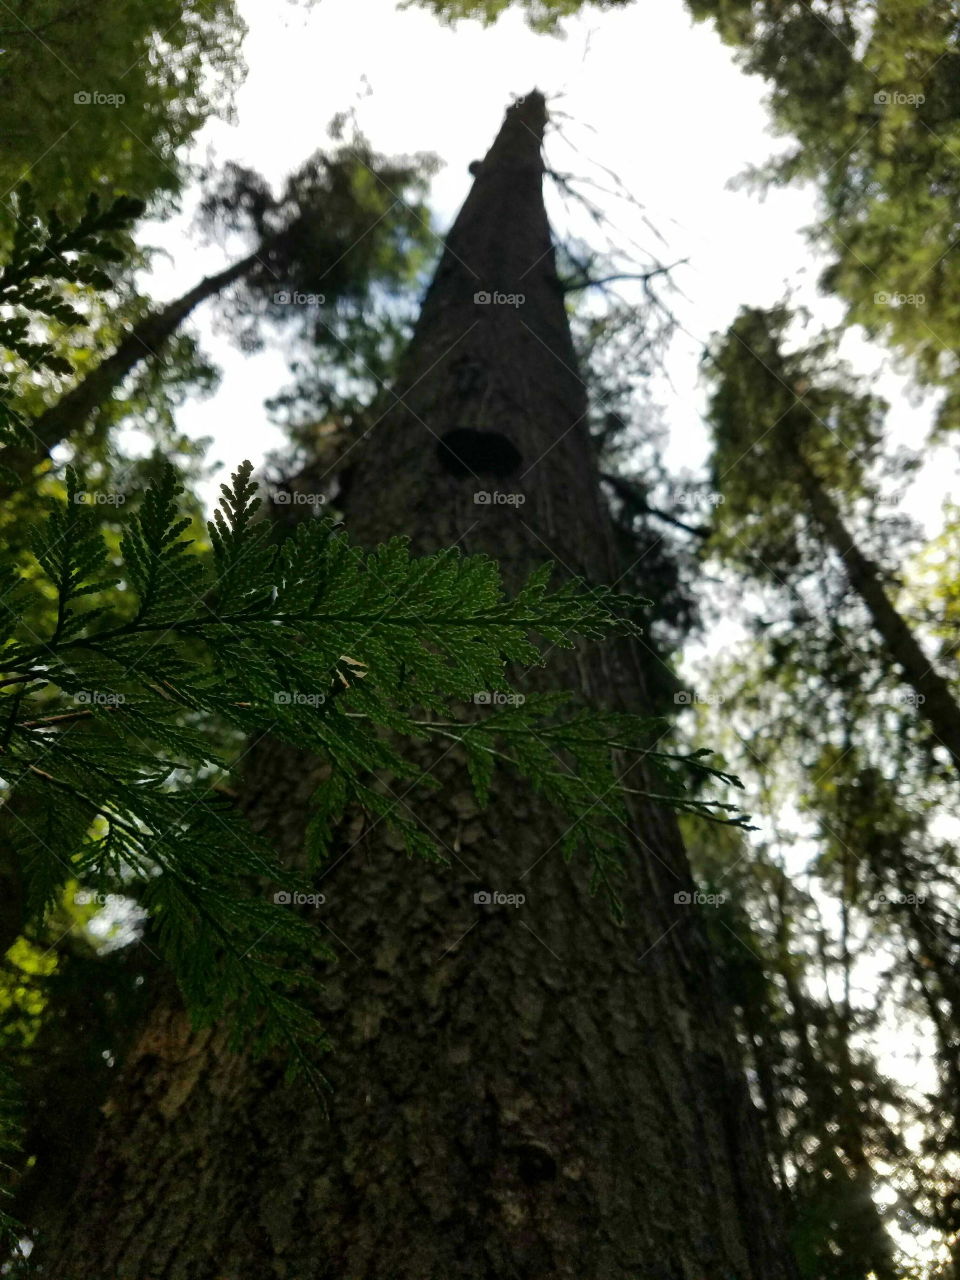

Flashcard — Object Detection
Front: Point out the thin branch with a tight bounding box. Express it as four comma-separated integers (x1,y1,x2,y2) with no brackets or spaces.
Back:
20,709,95,728
600,472,710,539
563,260,688,295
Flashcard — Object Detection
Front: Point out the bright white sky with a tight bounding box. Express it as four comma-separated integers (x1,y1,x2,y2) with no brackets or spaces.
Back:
136,0,958,521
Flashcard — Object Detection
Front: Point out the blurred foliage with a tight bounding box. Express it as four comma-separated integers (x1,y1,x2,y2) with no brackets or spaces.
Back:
404,0,632,32
199,135,437,448
681,0,960,436
0,189,144,462
0,0,246,234
679,298,960,1273
1,137,437,506
682,808,907,1280
701,303,894,575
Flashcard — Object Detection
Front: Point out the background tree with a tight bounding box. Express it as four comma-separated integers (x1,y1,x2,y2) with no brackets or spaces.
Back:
682,0,960,434
682,810,906,1280
406,0,631,30
653,296,960,1270
702,303,960,777
0,0,246,230
0,142,436,497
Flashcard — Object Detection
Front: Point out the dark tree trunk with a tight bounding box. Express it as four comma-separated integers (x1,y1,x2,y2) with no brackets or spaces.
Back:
33,94,798,1280
795,455,960,775
0,247,263,496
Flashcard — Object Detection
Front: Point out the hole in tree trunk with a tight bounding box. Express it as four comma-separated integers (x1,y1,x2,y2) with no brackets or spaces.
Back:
437,429,522,479
514,1142,557,1184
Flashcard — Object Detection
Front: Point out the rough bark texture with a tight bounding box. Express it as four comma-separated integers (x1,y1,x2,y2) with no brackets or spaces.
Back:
796,456,960,775
0,247,262,496
33,93,798,1280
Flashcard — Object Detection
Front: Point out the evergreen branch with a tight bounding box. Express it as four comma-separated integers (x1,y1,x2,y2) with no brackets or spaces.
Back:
0,449,748,1208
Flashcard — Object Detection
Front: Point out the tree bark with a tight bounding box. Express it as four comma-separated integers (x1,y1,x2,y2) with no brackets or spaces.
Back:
795,455,960,776
32,93,798,1280
0,246,264,497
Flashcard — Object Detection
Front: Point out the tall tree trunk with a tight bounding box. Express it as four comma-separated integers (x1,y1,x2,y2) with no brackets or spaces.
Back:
0,246,264,496
33,93,798,1280
794,454,960,775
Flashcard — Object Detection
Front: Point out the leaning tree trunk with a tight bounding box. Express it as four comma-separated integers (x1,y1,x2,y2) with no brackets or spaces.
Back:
0,246,264,496
794,453,960,776
34,93,798,1280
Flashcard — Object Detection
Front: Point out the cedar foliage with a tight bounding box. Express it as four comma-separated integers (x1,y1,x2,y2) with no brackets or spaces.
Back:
0,198,749,1249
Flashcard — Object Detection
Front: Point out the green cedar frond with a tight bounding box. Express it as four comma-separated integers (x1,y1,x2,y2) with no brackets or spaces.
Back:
3,459,749,1001
0,454,750,1248
0,187,144,465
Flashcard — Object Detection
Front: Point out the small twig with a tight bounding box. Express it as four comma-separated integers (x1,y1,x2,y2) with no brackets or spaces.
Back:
562,260,688,295
0,672,47,690
20,709,95,728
